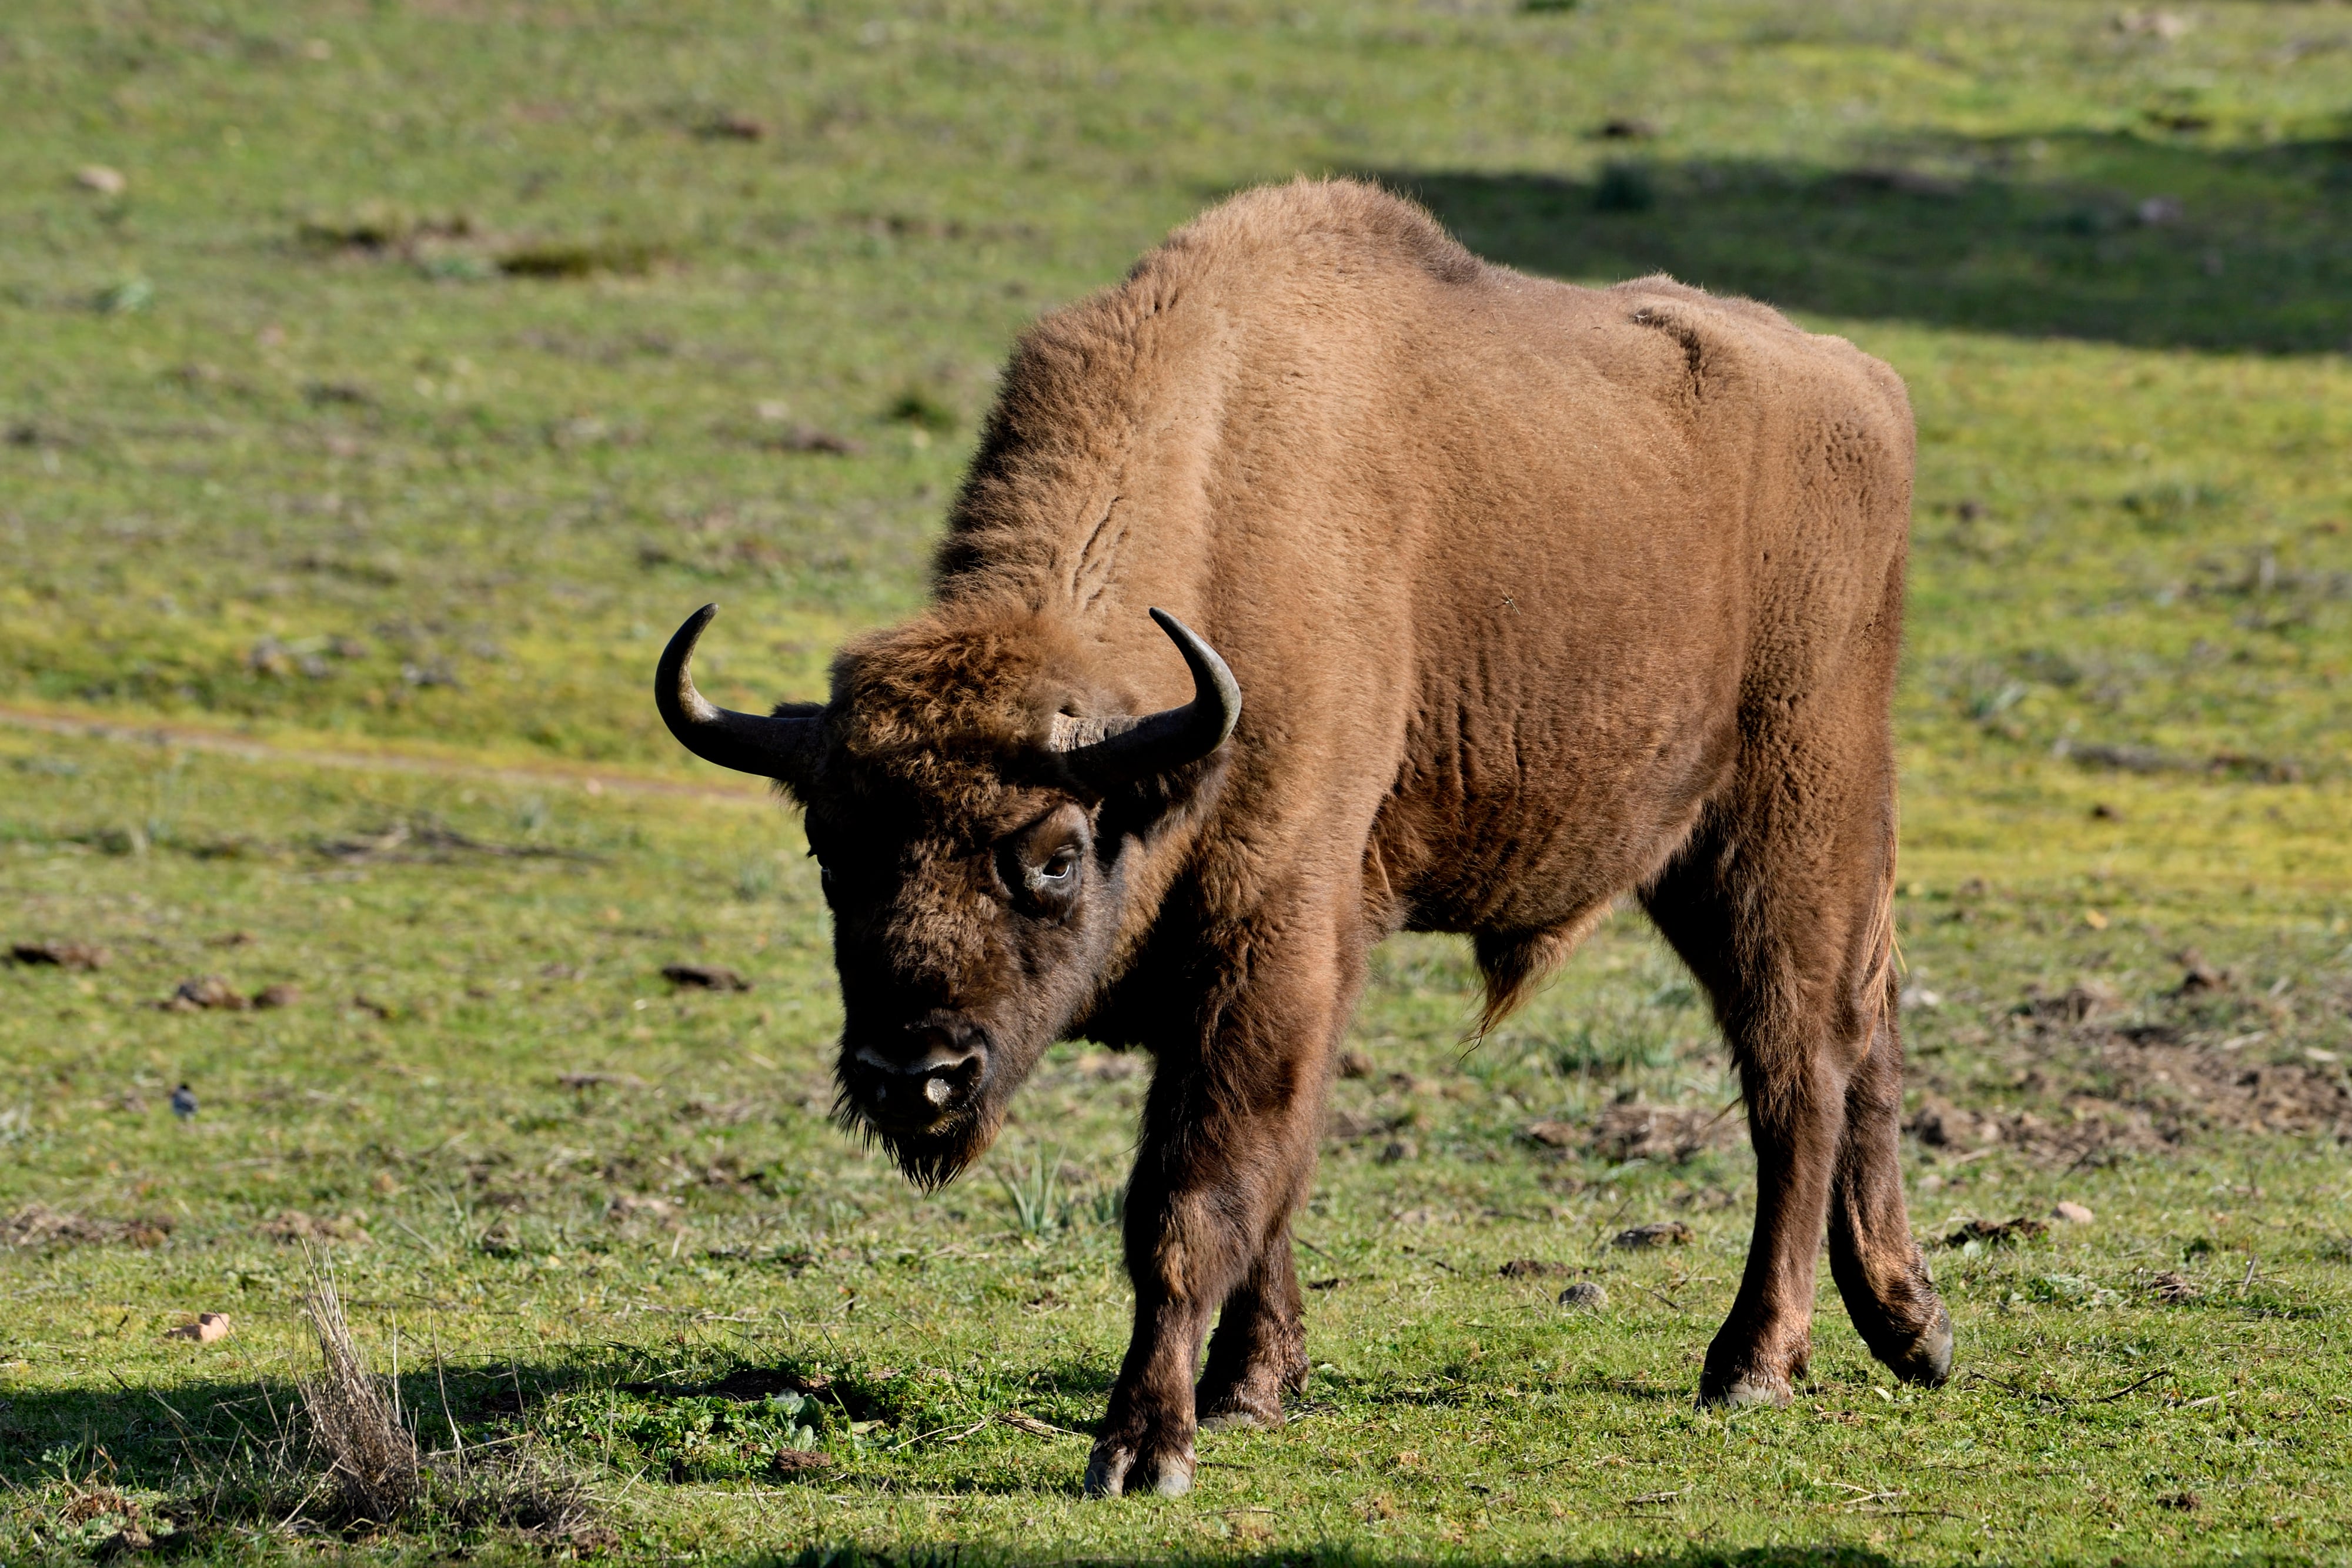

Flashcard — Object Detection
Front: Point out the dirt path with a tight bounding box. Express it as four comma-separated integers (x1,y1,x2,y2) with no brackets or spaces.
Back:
0,703,774,808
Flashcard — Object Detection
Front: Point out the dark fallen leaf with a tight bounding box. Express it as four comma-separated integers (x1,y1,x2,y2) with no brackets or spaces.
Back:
699,113,768,141
662,964,750,991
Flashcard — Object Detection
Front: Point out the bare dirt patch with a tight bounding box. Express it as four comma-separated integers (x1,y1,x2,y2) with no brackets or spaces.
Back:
260,1211,372,1245
4,1206,173,1248
1911,1016,2351,1165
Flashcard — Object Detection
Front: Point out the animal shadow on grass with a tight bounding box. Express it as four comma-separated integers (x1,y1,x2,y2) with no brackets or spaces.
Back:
739,1545,1906,1567
0,1363,582,1492
1369,129,2352,353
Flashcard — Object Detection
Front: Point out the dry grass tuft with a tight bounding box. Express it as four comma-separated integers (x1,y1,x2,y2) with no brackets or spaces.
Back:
296,1265,420,1528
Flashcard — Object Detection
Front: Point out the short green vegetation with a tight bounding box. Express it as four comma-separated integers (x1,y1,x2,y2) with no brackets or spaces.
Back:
2,1,2347,1563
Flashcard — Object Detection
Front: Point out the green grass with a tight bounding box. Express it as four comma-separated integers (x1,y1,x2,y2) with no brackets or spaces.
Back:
3,1,2350,1563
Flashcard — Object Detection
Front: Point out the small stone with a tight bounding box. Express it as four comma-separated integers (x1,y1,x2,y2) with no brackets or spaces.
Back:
1558,1281,1608,1310
1524,1119,1578,1148
2052,1200,2094,1224
76,165,128,196
164,1312,232,1343
1337,1049,1375,1079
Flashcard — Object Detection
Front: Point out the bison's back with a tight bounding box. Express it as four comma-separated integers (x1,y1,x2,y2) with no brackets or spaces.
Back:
1307,212,1914,938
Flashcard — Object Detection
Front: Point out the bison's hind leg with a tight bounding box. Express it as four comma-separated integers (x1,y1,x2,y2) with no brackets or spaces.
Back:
1641,594,1950,1404
1195,1225,1309,1432
1828,1002,1954,1388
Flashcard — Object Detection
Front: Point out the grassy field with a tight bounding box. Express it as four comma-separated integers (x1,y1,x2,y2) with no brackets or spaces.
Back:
3,1,2350,1563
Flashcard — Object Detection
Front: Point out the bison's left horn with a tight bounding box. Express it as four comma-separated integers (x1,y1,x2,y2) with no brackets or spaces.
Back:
656,604,823,790
1051,609,1242,786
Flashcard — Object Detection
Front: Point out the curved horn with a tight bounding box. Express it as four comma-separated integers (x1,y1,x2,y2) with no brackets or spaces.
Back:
656,604,822,788
1052,609,1242,785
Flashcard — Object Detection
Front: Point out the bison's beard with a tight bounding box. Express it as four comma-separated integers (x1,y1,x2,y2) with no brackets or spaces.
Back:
831,1088,1008,1192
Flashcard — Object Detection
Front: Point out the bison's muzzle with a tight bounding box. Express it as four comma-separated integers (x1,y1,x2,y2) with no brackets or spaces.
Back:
844,1011,990,1134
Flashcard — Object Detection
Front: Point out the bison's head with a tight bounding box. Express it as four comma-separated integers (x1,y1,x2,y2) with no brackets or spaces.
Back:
654,603,1238,1188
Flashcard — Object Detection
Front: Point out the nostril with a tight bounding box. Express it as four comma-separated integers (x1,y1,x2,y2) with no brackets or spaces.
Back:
904,1015,987,1078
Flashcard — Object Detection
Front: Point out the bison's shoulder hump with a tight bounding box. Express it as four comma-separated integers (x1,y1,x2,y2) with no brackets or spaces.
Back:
1146,178,1485,290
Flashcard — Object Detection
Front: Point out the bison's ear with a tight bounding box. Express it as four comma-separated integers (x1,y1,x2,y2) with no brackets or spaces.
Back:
656,605,824,794
1047,609,1241,790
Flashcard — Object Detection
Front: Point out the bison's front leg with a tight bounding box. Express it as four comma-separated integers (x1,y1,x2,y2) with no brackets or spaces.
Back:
1085,950,1339,1499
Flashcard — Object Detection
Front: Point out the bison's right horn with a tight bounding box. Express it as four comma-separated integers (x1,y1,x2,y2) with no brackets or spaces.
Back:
656,604,823,790
1050,609,1242,787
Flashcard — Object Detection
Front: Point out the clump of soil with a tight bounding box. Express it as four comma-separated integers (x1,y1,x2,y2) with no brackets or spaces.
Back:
9,940,109,970
661,964,749,991
158,976,300,1012
1612,1220,1693,1249
1590,1102,1743,1163
160,977,245,1011
1942,1216,2047,1248
4,1206,173,1248
1499,1258,1567,1278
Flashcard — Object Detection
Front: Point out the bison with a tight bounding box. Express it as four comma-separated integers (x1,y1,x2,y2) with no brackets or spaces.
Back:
656,179,1952,1496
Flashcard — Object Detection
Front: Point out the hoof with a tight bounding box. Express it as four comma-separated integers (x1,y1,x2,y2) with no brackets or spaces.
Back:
1083,1440,1195,1499
1197,1409,1266,1433
1697,1373,1792,1410
1880,1302,1954,1388
1197,1390,1284,1433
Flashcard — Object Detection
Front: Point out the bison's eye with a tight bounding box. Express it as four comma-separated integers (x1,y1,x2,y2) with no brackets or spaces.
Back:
1001,807,1088,919
1018,844,1082,914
